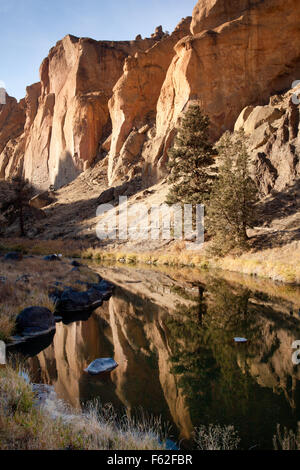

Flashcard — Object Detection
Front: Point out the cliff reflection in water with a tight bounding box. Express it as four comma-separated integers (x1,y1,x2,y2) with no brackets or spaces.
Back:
28,266,300,449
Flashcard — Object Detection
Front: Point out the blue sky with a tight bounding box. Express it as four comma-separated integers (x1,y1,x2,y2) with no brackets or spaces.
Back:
0,0,196,100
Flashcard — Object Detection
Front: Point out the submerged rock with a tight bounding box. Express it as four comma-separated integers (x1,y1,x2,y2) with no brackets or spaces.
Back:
43,254,61,261
4,252,23,261
16,306,56,337
84,358,118,375
71,260,81,267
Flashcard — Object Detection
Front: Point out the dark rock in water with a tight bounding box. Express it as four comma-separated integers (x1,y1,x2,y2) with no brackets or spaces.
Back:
54,280,114,314
71,260,81,267
43,254,61,261
84,358,118,375
16,306,56,337
55,288,104,313
86,280,115,300
4,252,23,261
7,330,55,357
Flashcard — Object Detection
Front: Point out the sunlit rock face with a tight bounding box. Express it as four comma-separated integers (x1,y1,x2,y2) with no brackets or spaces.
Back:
0,94,26,179
108,0,300,186
107,17,192,185
23,35,161,190
0,35,159,190
155,0,300,146
1,0,300,192
234,85,300,195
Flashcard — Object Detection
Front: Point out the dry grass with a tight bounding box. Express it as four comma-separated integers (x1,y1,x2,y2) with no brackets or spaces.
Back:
0,256,100,341
212,241,300,284
0,365,164,450
273,424,300,450
195,424,241,450
0,237,87,258
0,236,299,286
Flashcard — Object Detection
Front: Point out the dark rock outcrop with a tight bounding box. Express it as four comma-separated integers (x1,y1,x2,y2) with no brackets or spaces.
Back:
16,306,56,337
52,279,114,314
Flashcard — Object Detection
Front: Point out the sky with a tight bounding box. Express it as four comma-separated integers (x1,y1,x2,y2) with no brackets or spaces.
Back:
0,0,196,101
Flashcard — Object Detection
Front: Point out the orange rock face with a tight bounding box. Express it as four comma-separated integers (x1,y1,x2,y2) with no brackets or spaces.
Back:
107,17,192,184
0,34,159,189
1,0,300,191
108,0,300,185
157,0,300,144
23,35,160,189
0,95,26,178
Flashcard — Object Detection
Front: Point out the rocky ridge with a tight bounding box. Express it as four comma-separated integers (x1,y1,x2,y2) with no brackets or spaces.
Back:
1,0,300,194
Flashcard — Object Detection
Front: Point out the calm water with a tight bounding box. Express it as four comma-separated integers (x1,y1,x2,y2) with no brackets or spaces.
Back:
12,264,300,450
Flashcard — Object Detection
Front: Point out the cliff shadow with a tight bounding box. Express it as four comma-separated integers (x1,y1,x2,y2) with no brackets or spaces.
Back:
252,180,300,250
53,151,81,189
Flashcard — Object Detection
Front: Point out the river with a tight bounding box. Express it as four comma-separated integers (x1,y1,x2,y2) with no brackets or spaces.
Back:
12,263,300,450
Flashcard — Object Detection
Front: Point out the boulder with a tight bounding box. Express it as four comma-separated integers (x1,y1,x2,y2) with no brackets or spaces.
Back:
243,106,284,135
52,279,114,313
29,191,55,209
84,358,118,375
98,186,115,205
43,254,61,261
16,306,56,337
234,106,255,132
4,252,23,261
71,260,81,267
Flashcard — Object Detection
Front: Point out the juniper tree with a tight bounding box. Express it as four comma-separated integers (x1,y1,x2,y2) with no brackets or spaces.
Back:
166,104,214,206
1,176,35,237
207,131,259,255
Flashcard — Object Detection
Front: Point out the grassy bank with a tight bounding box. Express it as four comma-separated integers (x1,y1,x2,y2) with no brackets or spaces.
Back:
0,256,100,341
1,238,299,285
81,241,300,285
0,365,297,450
0,365,165,450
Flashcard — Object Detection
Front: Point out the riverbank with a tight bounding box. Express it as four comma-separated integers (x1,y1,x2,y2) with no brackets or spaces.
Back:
0,238,299,285
0,364,165,450
1,257,300,450
0,254,101,341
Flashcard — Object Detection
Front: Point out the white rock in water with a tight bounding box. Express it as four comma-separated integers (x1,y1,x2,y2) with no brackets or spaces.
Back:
84,358,118,375
234,337,248,343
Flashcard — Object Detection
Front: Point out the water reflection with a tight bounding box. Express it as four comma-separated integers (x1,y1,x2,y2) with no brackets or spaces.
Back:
22,267,300,449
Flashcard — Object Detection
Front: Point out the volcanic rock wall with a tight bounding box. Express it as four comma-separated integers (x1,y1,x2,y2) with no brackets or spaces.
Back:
1,0,300,192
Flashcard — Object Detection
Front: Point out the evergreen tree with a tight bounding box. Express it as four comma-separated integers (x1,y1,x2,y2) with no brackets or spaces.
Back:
1,176,35,237
166,104,214,205
207,131,259,255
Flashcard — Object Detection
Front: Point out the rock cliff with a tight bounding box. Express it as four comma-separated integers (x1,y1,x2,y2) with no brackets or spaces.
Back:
0,0,300,193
